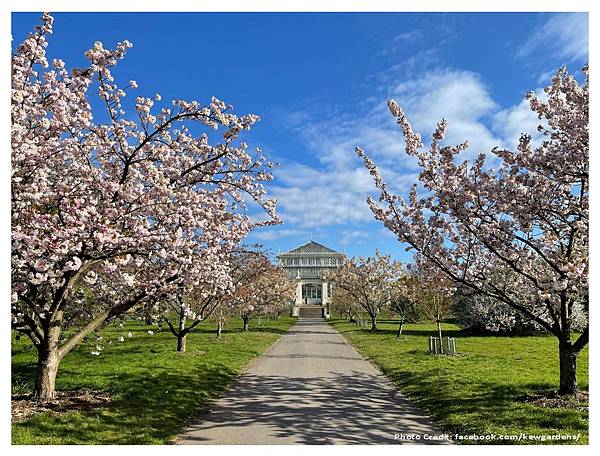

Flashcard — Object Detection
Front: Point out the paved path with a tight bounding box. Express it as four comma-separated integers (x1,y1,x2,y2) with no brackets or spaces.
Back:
177,319,449,444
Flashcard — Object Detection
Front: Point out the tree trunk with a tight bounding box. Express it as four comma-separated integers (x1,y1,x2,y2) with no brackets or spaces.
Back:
177,306,187,352
558,341,578,395
243,316,249,331
370,315,377,331
177,333,187,352
433,319,443,354
33,319,63,402
33,343,60,401
396,321,404,338
216,320,223,338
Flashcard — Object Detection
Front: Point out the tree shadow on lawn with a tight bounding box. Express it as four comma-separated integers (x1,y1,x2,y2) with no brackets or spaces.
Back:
191,325,289,336
346,326,550,340
12,361,36,389
12,364,239,444
338,320,551,339
375,328,466,338
336,325,465,338
380,365,588,439
249,325,290,335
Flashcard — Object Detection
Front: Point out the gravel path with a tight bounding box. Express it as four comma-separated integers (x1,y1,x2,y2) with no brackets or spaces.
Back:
177,318,449,444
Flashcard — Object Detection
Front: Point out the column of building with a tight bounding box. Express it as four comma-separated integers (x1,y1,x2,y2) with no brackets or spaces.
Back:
322,281,329,318
292,282,302,317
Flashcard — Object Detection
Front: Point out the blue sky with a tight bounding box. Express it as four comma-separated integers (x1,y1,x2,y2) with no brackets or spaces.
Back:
11,12,589,261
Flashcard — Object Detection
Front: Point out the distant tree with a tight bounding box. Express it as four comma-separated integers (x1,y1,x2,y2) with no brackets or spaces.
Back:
452,285,538,335
159,248,268,351
453,285,588,336
229,255,295,331
328,252,402,331
413,258,454,340
357,66,588,395
330,287,359,322
389,272,421,338
158,280,225,352
211,302,233,339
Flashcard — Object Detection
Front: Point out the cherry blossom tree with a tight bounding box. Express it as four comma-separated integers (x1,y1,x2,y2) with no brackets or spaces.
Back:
11,14,279,401
389,271,420,338
211,304,233,339
159,247,274,348
327,252,402,331
453,288,539,335
412,257,454,340
255,268,296,320
233,257,295,331
330,287,359,322
357,66,588,395
158,280,225,352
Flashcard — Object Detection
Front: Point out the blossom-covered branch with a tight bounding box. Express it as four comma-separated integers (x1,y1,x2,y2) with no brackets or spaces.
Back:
11,13,280,401
357,66,588,395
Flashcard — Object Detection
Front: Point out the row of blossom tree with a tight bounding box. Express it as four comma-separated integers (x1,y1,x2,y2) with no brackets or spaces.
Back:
11,14,292,402
327,252,453,339
354,66,588,395
157,248,295,351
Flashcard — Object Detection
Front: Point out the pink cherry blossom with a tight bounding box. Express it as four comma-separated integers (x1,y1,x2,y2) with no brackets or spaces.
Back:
11,13,280,401
357,65,588,395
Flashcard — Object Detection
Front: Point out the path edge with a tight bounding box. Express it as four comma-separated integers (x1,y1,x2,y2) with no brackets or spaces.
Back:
326,319,453,443
171,318,299,445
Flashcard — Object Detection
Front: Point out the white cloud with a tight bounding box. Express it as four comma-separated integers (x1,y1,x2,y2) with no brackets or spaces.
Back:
267,149,421,230
492,94,544,151
393,31,421,44
537,69,556,86
271,176,374,229
389,69,502,157
272,64,553,234
250,16,582,253
516,13,588,63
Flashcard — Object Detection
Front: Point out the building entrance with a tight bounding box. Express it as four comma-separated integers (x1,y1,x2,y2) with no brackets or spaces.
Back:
302,283,322,304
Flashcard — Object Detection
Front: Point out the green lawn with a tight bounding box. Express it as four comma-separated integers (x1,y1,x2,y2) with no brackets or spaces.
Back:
12,316,295,444
329,319,589,445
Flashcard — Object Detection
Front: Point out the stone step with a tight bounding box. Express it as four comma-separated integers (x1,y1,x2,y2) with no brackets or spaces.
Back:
298,307,324,318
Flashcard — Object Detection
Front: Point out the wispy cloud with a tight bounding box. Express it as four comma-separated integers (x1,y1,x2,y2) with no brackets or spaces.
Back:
269,164,377,229
515,13,588,63
262,14,568,245
271,66,547,232
492,90,545,151
388,69,502,157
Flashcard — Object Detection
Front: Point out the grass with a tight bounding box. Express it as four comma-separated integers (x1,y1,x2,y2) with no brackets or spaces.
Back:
329,318,589,445
11,315,295,444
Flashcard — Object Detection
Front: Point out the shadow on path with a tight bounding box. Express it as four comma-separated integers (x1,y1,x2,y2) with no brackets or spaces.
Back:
179,372,444,444
178,319,448,445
